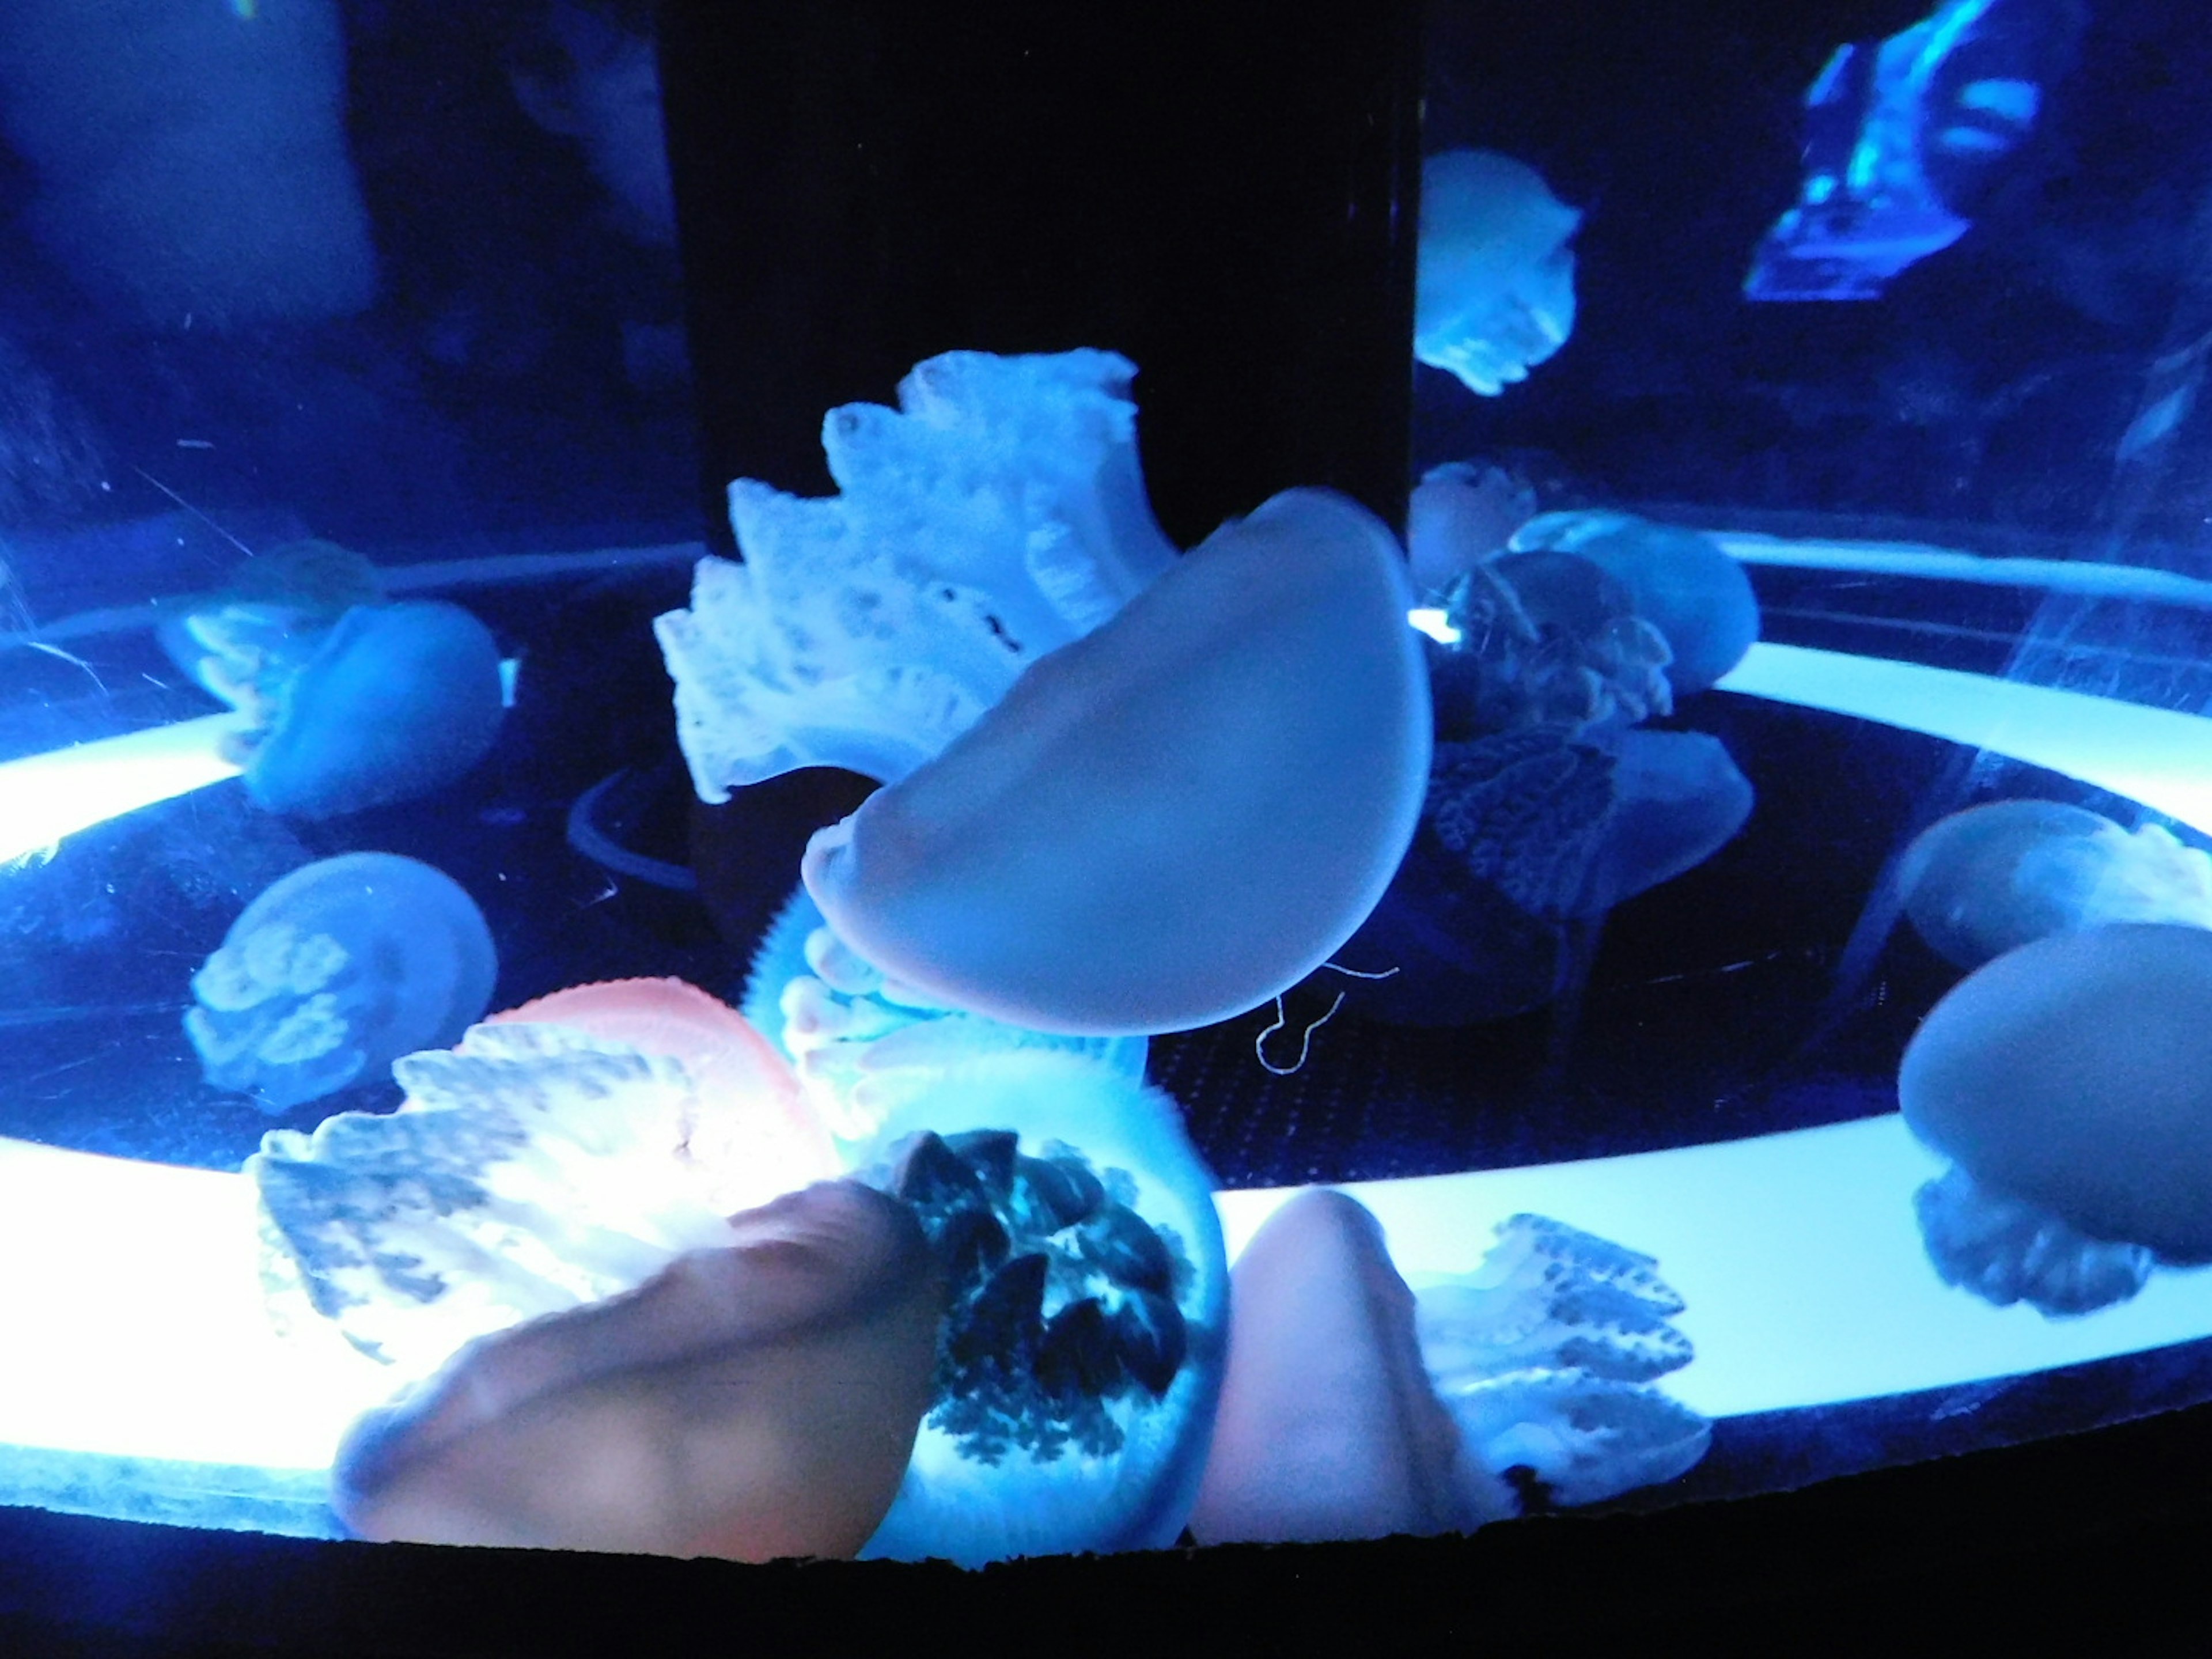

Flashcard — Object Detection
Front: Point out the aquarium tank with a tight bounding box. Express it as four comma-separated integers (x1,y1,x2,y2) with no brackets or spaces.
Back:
0,0,2209,1621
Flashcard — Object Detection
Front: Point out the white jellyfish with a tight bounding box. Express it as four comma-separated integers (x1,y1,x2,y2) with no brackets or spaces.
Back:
1897,800,2212,971
1414,149,1581,397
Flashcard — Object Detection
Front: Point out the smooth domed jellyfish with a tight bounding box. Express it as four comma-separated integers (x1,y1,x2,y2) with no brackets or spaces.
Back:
1191,1192,1707,1543
1509,510,1760,696
1897,799,2212,970
167,542,507,820
1426,548,1676,740
1335,724,1753,1027
846,1050,1229,1565
332,1180,945,1558
802,487,1432,1037
187,853,496,1113
1415,149,1580,398
1899,922,2212,1316
741,882,1148,1142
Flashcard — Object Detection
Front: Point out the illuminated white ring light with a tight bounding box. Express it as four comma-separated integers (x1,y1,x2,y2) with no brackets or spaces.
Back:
1,543,2210,1536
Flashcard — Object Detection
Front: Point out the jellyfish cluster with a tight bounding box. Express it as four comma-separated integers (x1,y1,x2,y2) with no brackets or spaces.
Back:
1344,498,1759,1024
164,543,507,821
1895,802,2212,1317
229,349,1724,1565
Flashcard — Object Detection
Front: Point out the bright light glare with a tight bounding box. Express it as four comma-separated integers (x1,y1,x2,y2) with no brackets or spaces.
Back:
1718,641,2212,836
1408,606,1462,645
0,715,246,866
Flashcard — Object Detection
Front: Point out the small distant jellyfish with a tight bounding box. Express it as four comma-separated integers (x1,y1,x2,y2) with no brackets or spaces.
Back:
1898,800,2212,970
1415,149,1580,397
166,543,506,820
1507,510,1760,697
1425,549,1676,741
187,853,498,1112
1899,922,2212,1316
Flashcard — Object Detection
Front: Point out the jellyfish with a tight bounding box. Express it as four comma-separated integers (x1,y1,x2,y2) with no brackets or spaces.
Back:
332,1179,946,1559
1406,461,1539,597
1425,549,1676,740
741,882,1148,1142
1191,1189,1513,1544
1508,510,1760,696
1335,724,1753,1026
1899,922,2212,1316
801,487,1432,1037
203,600,506,820
485,976,842,1215
846,1050,1230,1565
187,853,497,1112
1414,149,1580,398
1897,800,2212,971
1191,1192,1707,1543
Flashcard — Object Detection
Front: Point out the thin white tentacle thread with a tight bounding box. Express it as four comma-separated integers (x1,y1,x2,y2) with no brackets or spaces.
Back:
1253,961,1400,1076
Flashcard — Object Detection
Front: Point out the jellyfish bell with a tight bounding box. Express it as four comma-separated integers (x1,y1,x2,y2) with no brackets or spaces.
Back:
1898,800,2212,971
801,486,1433,1037
1899,922,2212,1265
484,976,842,1213
185,852,497,1112
238,600,507,819
1508,510,1760,696
1415,148,1580,398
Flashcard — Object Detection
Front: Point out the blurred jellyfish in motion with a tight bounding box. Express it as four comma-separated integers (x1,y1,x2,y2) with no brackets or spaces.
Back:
187,853,497,1112
164,543,506,819
1415,149,1580,397
1901,923,2212,1316
1897,799,2212,970
1744,0,2082,301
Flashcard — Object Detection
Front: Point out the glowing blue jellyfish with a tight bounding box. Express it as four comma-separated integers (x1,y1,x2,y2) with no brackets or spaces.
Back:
1426,550,1676,740
1901,923,2212,1316
186,853,497,1112
1415,149,1580,397
179,589,506,820
850,1052,1229,1565
1898,800,2212,970
741,883,1147,1142
1508,510,1761,696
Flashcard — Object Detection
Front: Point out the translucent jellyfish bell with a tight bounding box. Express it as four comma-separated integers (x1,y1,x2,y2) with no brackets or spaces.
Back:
801,487,1433,1036
1414,149,1580,397
1900,923,2212,1293
1897,800,2212,970
186,853,497,1112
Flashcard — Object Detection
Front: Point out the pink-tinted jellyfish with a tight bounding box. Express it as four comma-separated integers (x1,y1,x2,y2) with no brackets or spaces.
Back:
1191,1189,1510,1543
801,487,1433,1036
485,976,840,1211
185,853,496,1112
332,1179,946,1559
1897,800,2212,971
1900,923,2212,1304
